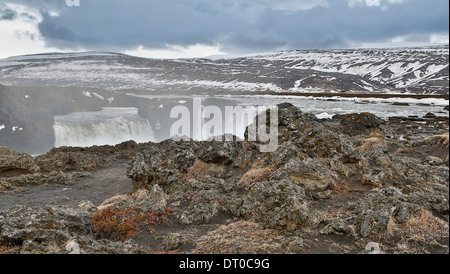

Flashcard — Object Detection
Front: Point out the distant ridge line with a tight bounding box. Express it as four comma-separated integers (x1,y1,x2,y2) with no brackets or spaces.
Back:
267,92,449,100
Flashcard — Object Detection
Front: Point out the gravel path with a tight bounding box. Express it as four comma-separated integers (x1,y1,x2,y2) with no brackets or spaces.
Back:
0,159,132,211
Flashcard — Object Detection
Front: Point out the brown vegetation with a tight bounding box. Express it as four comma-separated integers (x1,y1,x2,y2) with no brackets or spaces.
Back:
184,159,212,181
423,132,449,149
379,209,449,253
238,160,276,189
92,206,174,241
193,221,282,254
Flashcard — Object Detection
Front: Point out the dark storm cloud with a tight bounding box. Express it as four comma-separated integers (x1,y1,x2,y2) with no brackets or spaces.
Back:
242,0,450,50
37,0,249,51
5,0,450,52
0,6,17,20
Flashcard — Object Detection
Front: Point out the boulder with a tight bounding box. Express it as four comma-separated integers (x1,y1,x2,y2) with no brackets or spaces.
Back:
133,184,169,211
0,147,39,174
180,190,223,224
237,179,310,231
314,190,333,200
277,158,334,191
0,204,93,254
270,105,364,163
164,233,182,251
424,112,437,119
126,140,197,192
197,140,242,165
0,171,90,191
320,218,352,235
331,112,383,136
355,188,421,238
34,151,110,172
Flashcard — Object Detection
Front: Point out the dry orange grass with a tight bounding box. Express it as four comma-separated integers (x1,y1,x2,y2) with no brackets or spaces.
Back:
332,180,351,194
381,209,449,253
192,221,282,254
423,132,449,149
401,209,448,238
0,246,8,254
92,206,174,241
184,159,212,181
237,160,276,189
357,137,388,153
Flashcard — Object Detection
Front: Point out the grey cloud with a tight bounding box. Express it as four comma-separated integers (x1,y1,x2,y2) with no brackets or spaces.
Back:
3,0,67,10
246,0,449,50
4,0,449,53
0,6,17,20
19,12,39,22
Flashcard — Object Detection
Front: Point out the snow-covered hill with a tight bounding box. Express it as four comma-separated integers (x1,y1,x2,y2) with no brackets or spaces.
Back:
0,45,448,95
249,46,449,94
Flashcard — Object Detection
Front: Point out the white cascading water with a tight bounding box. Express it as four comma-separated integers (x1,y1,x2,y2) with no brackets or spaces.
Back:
53,107,154,148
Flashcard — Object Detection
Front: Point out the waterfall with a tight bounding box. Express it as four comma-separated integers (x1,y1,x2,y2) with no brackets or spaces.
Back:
53,107,154,148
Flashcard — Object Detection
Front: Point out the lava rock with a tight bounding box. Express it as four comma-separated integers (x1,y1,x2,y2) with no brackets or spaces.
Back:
331,112,383,136
0,147,39,174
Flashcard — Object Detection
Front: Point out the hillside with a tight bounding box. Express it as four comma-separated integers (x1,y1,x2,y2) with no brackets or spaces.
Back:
0,45,448,95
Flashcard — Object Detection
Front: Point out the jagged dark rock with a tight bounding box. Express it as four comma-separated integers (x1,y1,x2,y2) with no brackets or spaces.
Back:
0,203,144,254
424,112,437,119
0,103,448,254
0,147,40,175
0,171,90,192
330,112,383,136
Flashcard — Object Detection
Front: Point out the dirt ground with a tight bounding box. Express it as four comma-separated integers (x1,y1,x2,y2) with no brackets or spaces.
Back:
0,159,132,210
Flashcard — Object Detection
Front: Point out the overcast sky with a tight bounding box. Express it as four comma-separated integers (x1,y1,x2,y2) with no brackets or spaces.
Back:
0,0,448,59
